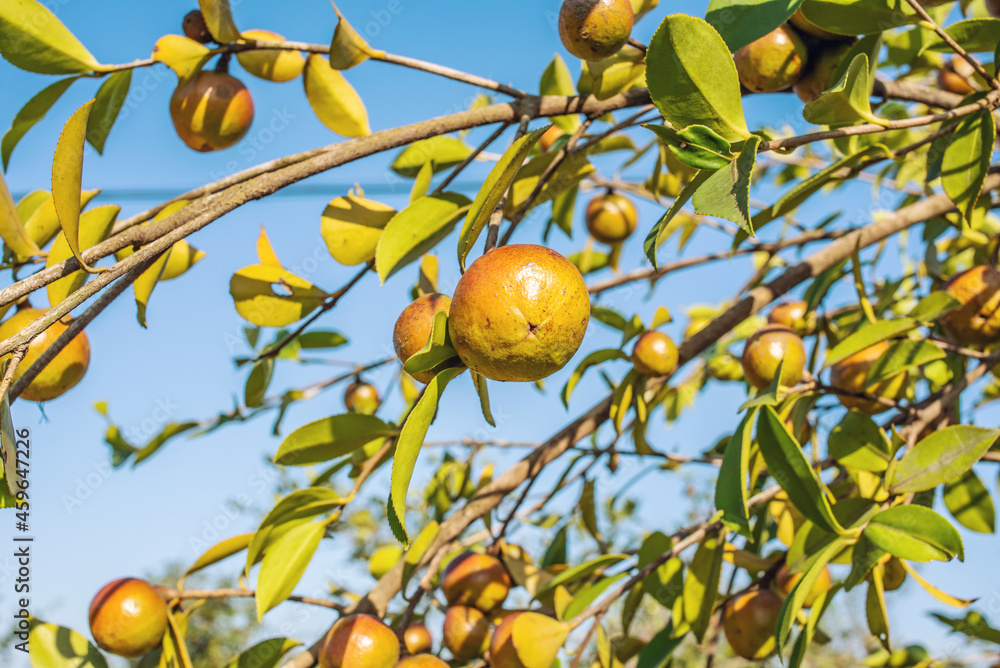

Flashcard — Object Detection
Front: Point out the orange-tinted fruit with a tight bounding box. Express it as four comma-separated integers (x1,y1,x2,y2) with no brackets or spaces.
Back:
740,325,806,390
558,0,634,62
723,590,783,660
393,293,452,384
403,623,432,655
395,656,449,668
0,308,90,402
170,70,254,152
767,300,816,336
539,125,565,152
344,381,380,414
941,265,1000,345
89,578,168,658
734,25,808,93
488,612,522,668
828,341,908,415
585,193,637,244
631,330,678,377
319,614,400,668
443,605,491,662
441,552,511,612
774,563,832,608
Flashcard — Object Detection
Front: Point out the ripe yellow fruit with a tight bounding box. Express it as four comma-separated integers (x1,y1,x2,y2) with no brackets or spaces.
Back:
393,294,452,384
403,623,433,655
395,656,449,668
539,125,565,152
631,330,678,377
740,325,806,390
443,606,491,662
585,193,637,244
344,381,380,414
558,0,634,62
723,590,783,661
734,25,808,93
0,308,90,402
170,70,255,152
448,245,590,382
441,552,511,612
774,563,832,608
767,300,816,336
488,612,522,668
237,29,306,82
829,341,908,415
319,614,400,668
940,265,1000,345
89,578,168,658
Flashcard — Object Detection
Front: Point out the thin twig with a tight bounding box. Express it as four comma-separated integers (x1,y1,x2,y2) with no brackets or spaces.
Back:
162,587,343,611
434,123,511,194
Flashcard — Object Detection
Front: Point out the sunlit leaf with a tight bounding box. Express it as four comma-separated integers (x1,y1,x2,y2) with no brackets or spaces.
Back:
2,76,76,170
151,35,212,82
303,54,370,137
0,0,102,74
864,505,964,562
376,193,470,283
274,413,396,466
46,205,119,308
890,426,1000,493
199,0,240,42
28,619,108,668
255,520,326,620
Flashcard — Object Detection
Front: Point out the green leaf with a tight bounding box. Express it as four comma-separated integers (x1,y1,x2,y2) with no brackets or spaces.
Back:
274,413,396,466
561,348,629,407
636,621,684,668
199,0,240,42
706,0,802,51
86,70,131,155
922,18,1000,54
864,505,964,562
941,108,994,225
410,161,433,202
907,292,961,322
757,406,846,535
28,619,108,668
823,318,918,368
151,34,212,82
388,366,464,544
298,330,348,349
691,135,761,237
536,554,629,596
0,0,101,74
890,425,1000,493
777,539,844,649
578,46,646,100
328,2,383,69
402,310,460,376
376,193,470,283
471,371,495,427
132,422,199,465
644,170,711,268
505,152,593,216
401,521,439,589
255,520,326,620
245,359,274,408
303,54,370,137
0,374,22,502
682,530,726,642
391,136,473,177
246,487,346,572
226,638,302,668
789,584,838,668
943,469,995,534
181,533,253,587
552,183,578,238
540,55,580,133
0,171,42,263
2,76,76,170
865,339,945,386
644,124,734,171
715,409,756,536
828,410,892,472
563,574,627,619
457,126,547,271
803,54,884,127
645,14,750,142
866,569,890,650
542,525,570,568
798,0,922,37
52,98,100,272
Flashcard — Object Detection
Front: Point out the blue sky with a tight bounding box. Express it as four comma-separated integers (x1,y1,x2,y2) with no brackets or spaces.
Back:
0,1,998,666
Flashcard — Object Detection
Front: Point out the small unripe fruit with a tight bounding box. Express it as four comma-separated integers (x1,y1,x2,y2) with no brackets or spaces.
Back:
940,265,1000,345
237,29,306,82
539,126,565,152
393,293,452,384
344,381,380,414
170,71,254,152
319,614,400,668
938,58,977,97
740,326,806,390
443,606,491,662
0,308,90,402
585,193,637,244
734,25,808,93
631,331,678,377
558,0,634,62
396,656,449,668
793,42,853,103
829,341,908,415
882,557,907,591
89,578,168,658
403,624,433,655
774,563,832,608
441,552,511,612
182,10,212,43
767,300,816,336
723,590,783,661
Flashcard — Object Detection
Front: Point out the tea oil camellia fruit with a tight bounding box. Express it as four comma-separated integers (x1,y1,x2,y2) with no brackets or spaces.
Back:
89,578,168,657
631,331,678,377
734,25,808,93
403,623,433,655
448,245,590,382
767,300,816,336
539,125,565,152
319,614,400,668
0,308,90,402
723,589,783,661
396,656,449,668
882,557,907,591
393,293,452,384
237,29,306,82
585,193,637,244
740,325,806,390
441,551,511,612
940,265,1000,345
182,9,212,43
344,381,380,414
488,612,522,668
170,70,255,152
443,605,491,662
774,563,832,608
558,0,634,62
829,341,908,414
793,42,853,103
938,58,977,96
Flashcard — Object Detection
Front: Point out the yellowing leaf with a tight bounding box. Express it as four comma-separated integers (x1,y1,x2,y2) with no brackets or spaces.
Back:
230,264,327,327
133,248,171,328
899,560,975,608
511,612,569,668
152,35,212,82
303,54,370,137
23,189,100,249
52,99,101,273
329,3,385,69
0,0,102,75
46,205,119,308
0,168,42,261
321,195,395,265
256,225,282,267
28,619,108,668
199,0,240,42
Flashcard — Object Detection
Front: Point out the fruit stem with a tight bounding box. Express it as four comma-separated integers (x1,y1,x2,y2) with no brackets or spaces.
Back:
215,52,232,74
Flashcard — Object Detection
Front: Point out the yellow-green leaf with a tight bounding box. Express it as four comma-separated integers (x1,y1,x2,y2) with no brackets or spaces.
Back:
46,205,119,308
540,55,580,132
180,533,253,589
133,248,171,328
255,520,326,620
321,195,396,265
274,413,396,466
303,54,370,137
682,530,726,642
23,189,100,249
151,35,212,82
391,136,473,177
0,0,102,75
329,3,385,69
376,193,470,283
229,264,327,327
225,638,302,668
86,70,132,154
0,168,42,261
899,559,975,608
28,618,108,668
52,99,100,273
2,76,77,170
199,0,240,42
511,612,569,668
